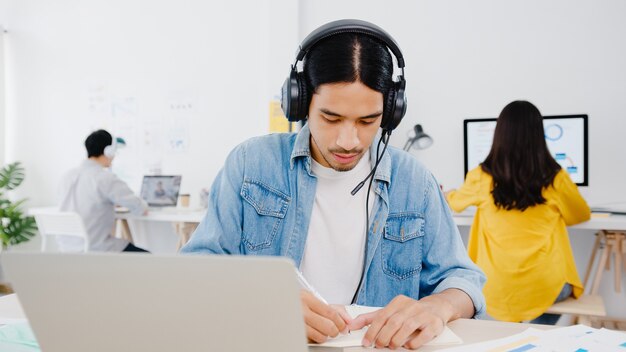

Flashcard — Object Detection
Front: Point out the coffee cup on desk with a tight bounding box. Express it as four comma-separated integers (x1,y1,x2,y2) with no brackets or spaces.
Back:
179,194,190,207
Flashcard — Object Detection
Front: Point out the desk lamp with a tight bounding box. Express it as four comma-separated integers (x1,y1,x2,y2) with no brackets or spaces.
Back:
403,124,433,151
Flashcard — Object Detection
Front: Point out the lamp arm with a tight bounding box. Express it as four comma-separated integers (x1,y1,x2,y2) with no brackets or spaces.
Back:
403,139,414,151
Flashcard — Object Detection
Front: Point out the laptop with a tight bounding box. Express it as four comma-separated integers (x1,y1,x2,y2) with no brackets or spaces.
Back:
140,175,182,208
0,253,308,352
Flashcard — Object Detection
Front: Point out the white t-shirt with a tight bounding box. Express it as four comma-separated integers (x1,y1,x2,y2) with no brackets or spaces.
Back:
300,152,375,305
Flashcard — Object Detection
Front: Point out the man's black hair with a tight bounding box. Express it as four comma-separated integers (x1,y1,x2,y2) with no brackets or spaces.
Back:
303,33,394,101
85,129,113,158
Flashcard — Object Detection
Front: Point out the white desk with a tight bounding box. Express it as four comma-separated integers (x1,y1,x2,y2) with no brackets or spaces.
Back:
453,211,626,231
115,209,205,252
115,209,205,224
0,293,552,351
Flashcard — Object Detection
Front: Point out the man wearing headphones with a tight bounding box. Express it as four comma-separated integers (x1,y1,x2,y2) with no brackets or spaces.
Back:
182,20,485,349
58,129,149,252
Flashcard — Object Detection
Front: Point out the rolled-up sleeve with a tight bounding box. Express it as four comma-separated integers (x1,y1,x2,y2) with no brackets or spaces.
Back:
446,167,482,213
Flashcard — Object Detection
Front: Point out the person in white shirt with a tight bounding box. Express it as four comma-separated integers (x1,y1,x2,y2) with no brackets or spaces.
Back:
58,129,149,252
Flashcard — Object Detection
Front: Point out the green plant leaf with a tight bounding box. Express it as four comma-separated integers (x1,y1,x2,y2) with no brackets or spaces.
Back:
0,161,38,247
2,216,37,246
0,162,26,191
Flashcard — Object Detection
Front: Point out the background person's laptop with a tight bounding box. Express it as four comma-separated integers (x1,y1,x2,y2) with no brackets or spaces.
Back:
1,253,308,352
140,175,182,208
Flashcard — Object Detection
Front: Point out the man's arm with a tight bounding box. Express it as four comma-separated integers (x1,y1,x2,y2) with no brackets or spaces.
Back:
100,173,148,215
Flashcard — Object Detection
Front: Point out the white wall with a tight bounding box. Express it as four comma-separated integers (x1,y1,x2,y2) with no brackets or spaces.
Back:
0,29,5,168
299,0,626,206
0,0,6,168
4,0,298,207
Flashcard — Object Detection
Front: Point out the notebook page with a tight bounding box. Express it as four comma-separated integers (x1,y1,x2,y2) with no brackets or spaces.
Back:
310,305,462,348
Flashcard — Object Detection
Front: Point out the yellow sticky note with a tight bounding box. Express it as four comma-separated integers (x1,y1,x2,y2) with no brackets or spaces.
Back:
269,100,293,133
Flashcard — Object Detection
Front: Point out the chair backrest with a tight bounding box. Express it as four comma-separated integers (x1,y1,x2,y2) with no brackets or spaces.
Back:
32,209,89,252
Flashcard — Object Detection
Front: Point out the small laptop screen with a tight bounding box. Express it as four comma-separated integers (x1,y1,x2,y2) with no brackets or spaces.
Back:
140,175,182,206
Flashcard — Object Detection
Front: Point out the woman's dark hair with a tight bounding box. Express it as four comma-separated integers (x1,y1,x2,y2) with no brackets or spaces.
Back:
303,33,393,99
481,101,561,211
85,129,112,158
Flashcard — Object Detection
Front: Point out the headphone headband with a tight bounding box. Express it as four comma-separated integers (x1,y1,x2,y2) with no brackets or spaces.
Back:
295,19,405,69
281,19,407,131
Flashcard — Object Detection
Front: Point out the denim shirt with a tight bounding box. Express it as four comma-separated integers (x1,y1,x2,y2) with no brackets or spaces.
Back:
182,125,486,317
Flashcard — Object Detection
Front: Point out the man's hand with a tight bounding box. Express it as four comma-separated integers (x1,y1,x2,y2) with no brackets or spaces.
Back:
348,294,453,350
300,290,351,343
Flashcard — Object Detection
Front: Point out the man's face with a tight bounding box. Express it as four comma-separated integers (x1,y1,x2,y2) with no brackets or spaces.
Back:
308,81,383,172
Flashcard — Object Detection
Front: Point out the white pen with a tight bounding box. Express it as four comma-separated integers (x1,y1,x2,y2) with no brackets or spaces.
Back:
294,268,328,304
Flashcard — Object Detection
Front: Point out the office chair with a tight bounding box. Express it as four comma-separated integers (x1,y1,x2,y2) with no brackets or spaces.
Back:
33,209,90,252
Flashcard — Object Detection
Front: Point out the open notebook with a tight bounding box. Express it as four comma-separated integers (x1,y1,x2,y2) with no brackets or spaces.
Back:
310,305,463,348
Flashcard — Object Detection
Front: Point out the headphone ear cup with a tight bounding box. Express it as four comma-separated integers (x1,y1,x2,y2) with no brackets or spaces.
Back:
382,79,407,132
297,72,310,121
382,88,397,131
103,144,115,158
281,68,303,122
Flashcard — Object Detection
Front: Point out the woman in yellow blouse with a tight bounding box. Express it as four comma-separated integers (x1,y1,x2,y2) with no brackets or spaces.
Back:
447,101,590,324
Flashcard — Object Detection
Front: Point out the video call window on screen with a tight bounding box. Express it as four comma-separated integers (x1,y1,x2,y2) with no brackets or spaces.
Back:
140,175,182,206
463,115,589,186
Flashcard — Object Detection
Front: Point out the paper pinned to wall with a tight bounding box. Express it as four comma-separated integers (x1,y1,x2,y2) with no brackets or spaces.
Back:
269,99,292,133
166,122,189,152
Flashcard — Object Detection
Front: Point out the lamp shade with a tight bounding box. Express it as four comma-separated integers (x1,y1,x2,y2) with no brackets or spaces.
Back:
403,124,433,151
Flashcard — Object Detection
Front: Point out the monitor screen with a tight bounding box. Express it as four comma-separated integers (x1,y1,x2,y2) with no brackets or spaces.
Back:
140,175,182,206
463,115,588,186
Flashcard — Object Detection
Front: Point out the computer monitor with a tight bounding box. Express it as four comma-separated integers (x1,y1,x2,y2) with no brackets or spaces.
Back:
463,115,588,186
140,175,182,206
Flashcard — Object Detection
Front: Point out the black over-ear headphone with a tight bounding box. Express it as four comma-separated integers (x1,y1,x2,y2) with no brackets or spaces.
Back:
281,19,407,132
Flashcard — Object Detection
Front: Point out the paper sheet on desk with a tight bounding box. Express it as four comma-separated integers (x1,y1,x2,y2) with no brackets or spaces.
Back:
441,325,626,352
311,305,462,348
0,323,40,350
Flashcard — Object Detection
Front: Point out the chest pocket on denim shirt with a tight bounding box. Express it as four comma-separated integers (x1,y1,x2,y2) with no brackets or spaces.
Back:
381,213,425,280
241,180,290,251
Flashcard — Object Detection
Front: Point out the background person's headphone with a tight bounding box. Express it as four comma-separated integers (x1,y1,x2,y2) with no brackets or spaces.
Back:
103,136,125,158
281,19,407,132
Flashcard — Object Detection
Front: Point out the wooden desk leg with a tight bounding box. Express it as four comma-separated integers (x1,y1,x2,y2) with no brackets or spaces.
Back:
605,236,613,272
622,233,626,271
615,233,623,293
577,315,591,326
118,219,134,244
175,222,198,252
592,237,612,295
584,232,603,288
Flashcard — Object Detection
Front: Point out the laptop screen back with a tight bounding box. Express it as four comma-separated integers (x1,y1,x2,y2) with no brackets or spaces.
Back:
140,175,182,206
0,253,308,352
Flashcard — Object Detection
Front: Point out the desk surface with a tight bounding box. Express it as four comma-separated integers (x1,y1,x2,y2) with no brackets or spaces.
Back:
0,294,551,351
453,211,626,231
121,208,626,230
35,205,626,231
115,208,205,223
